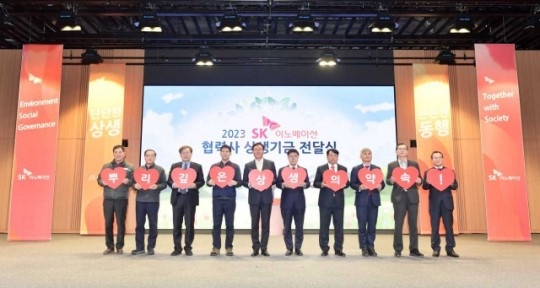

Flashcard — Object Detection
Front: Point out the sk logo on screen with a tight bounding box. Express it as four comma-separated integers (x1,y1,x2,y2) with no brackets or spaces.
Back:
262,116,280,130
28,73,43,84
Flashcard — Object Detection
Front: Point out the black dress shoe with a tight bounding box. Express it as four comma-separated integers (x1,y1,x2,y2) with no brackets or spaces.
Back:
170,249,182,256
131,250,145,255
295,249,303,256
116,249,124,255
367,248,378,257
335,250,346,257
409,249,424,257
261,249,270,257
103,248,115,255
394,251,401,257
361,248,369,256
432,250,440,257
147,249,155,255
251,250,259,257
321,250,329,256
446,250,460,258
285,249,293,256
185,249,193,256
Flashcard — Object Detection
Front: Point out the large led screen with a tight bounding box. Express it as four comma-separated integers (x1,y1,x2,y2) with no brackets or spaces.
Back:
141,86,397,230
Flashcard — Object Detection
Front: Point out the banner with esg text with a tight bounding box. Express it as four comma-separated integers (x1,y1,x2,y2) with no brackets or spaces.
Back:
474,44,530,241
413,64,458,235
79,64,128,235
8,44,63,241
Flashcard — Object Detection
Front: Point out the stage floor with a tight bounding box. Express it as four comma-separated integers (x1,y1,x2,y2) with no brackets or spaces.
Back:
1,233,539,287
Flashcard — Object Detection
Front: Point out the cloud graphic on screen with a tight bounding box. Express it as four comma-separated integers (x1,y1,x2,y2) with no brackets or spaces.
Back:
354,102,395,113
161,92,184,104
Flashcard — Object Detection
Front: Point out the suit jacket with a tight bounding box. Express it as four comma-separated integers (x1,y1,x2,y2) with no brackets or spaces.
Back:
422,167,458,210
167,161,205,206
386,160,422,204
276,166,311,209
313,163,349,209
350,164,385,207
242,159,277,205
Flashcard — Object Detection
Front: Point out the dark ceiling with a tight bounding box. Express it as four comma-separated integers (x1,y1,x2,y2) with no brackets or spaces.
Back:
1,0,540,51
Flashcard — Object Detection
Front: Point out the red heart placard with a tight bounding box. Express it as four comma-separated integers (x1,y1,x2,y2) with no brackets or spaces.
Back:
391,166,419,190
427,168,455,192
248,169,274,192
134,167,159,190
100,167,127,189
357,168,384,190
323,169,348,192
171,167,197,189
281,167,307,189
209,166,235,188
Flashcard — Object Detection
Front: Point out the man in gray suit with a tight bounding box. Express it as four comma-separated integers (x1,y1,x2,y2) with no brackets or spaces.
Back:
242,142,277,257
386,143,424,258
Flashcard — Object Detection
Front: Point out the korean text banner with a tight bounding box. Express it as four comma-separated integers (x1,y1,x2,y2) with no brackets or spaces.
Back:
413,64,458,235
79,64,127,235
8,44,63,241
474,44,530,241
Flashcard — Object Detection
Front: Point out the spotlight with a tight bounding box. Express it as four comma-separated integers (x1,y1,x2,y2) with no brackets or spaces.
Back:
216,11,246,32
57,10,81,31
192,48,216,66
290,11,319,33
81,49,103,64
450,13,474,33
370,13,397,33
317,50,340,66
140,12,162,32
435,50,456,65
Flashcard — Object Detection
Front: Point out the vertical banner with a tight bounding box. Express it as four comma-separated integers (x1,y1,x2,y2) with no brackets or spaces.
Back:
413,64,458,235
474,44,530,241
80,64,126,235
8,44,63,241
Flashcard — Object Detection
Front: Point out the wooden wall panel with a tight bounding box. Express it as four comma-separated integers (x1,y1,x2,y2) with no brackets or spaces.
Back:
0,50,22,232
517,51,540,232
450,64,487,233
52,65,88,232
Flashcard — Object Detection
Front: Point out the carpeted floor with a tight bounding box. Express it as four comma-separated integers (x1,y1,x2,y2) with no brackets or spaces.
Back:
1,232,539,288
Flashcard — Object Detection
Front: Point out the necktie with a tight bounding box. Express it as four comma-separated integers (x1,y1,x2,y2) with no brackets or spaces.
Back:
330,164,336,172
181,162,188,193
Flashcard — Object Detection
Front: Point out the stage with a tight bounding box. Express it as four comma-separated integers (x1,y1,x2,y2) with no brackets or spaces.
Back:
1,233,539,287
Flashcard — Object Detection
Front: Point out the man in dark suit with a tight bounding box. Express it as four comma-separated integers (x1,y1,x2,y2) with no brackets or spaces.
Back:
168,145,205,256
350,148,385,257
206,144,242,257
386,142,424,257
314,148,349,257
422,151,459,258
276,149,311,256
242,142,277,257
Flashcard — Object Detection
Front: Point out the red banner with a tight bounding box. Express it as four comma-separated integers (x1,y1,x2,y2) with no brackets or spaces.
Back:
474,44,530,241
413,64,458,235
79,64,128,235
8,45,63,241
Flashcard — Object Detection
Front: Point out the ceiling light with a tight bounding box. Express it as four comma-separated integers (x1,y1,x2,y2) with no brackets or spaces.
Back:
370,14,396,33
81,49,103,64
435,50,456,65
140,12,162,32
317,50,340,66
192,48,216,66
57,11,81,31
216,11,245,32
290,11,319,33
450,13,474,33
